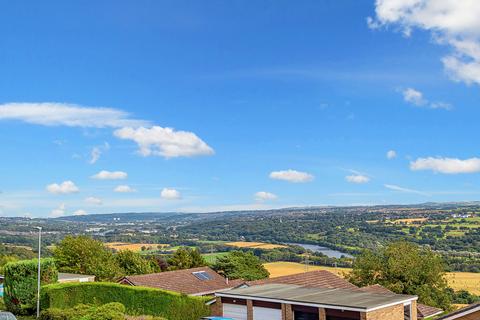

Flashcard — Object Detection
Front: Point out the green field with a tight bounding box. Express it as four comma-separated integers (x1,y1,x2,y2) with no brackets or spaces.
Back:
202,252,228,263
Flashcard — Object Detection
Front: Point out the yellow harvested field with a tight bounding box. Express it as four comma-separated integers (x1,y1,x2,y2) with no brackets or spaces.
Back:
264,262,351,278
446,272,480,295
264,262,480,295
105,242,168,252
225,241,287,250
390,218,428,224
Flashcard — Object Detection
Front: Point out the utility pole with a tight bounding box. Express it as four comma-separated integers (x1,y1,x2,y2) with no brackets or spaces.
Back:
35,227,42,319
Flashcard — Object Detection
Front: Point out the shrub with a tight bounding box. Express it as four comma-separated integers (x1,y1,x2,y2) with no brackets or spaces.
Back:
41,282,210,320
4,258,58,315
40,303,126,320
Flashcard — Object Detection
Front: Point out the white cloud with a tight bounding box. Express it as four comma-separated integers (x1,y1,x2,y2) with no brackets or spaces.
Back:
89,142,110,164
345,174,370,184
91,170,127,180
369,0,480,86
0,102,148,128
403,88,427,106
50,203,67,217
387,150,397,159
254,191,278,201
73,209,87,216
114,126,214,158
402,88,451,110
384,184,429,196
89,147,101,164
410,157,480,174
161,188,181,200
269,169,314,183
46,181,79,194
85,196,102,205
114,185,137,193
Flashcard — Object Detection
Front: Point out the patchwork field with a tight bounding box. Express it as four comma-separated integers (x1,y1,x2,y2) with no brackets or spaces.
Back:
225,241,287,250
390,218,429,224
105,242,168,252
264,262,480,294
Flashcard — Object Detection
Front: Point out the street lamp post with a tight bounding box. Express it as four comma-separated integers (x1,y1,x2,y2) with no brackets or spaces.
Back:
35,227,42,319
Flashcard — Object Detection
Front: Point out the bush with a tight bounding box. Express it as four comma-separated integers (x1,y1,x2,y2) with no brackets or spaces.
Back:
41,282,210,320
4,258,58,315
40,303,126,320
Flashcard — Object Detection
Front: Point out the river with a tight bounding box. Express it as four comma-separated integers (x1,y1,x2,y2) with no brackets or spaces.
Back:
288,243,354,259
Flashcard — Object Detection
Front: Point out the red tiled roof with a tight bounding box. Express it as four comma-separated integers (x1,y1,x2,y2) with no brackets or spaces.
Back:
247,270,358,290
119,266,238,295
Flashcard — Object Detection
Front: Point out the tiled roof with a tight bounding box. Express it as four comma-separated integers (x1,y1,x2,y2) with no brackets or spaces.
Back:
247,270,358,290
119,266,239,295
436,303,480,320
360,284,443,319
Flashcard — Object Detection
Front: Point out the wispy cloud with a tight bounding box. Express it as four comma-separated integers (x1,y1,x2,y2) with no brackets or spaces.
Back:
0,102,149,128
91,170,128,180
384,184,429,196
402,88,451,110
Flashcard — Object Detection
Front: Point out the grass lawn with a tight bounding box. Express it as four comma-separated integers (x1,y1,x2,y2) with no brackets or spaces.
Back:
264,261,480,295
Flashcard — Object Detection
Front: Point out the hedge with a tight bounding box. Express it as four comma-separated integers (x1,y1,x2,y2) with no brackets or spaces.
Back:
40,282,211,320
4,258,58,315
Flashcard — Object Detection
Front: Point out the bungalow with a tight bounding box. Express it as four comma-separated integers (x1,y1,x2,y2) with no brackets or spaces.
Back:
242,271,442,319
436,303,480,320
214,283,418,320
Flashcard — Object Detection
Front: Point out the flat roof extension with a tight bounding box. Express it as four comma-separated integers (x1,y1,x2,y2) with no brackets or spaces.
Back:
216,283,417,312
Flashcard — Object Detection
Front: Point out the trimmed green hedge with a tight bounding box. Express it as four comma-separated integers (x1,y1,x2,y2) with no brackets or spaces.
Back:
40,282,210,320
4,258,58,315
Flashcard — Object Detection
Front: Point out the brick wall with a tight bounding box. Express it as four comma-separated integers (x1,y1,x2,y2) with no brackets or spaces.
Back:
210,297,223,316
319,307,326,320
361,303,404,320
282,303,293,320
247,299,253,320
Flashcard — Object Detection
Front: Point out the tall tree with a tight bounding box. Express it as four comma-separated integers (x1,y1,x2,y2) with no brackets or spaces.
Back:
168,247,206,270
54,236,122,281
348,241,452,310
212,251,269,281
115,250,154,275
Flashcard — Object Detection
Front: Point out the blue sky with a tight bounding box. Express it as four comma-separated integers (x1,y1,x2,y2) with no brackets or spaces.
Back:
1,1,480,217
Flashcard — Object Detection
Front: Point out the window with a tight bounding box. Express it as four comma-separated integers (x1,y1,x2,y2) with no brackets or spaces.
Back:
192,271,213,280
404,303,412,320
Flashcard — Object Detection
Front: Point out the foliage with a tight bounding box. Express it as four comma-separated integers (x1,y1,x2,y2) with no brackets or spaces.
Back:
348,241,452,310
448,289,480,304
40,303,126,320
40,282,210,320
212,250,269,280
53,236,122,281
4,258,58,315
167,247,206,270
115,250,155,275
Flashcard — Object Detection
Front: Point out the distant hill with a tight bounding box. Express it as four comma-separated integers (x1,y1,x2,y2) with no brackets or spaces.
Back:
52,201,480,223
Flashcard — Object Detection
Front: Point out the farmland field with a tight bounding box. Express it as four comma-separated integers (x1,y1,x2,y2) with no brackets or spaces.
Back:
225,241,287,250
105,242,168,252
264,262,480,294
202,252,228,263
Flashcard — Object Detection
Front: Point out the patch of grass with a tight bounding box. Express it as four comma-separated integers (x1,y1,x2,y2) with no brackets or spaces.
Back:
202,252,228,264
